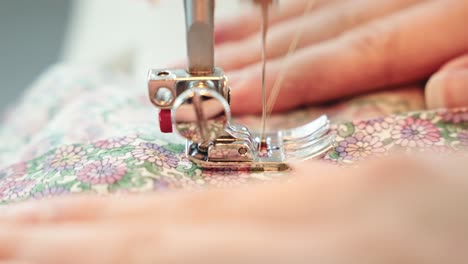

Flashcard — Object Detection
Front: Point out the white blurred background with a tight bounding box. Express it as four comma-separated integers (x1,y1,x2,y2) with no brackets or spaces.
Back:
0,0,243,113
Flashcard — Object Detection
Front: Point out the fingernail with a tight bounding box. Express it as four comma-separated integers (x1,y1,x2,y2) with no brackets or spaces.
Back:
426,69,468,109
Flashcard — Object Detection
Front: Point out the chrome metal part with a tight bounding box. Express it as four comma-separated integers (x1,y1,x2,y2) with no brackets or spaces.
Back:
148,68,230,142
173,87,229,143
184,0,215,75
148,68,230,110
146,0,335,171
185,115,335,171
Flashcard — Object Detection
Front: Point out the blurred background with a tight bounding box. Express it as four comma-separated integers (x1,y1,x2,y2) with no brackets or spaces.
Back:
0,0,241,113
0,0,71,113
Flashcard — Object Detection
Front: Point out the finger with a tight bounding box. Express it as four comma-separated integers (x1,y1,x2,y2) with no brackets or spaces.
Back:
425,53,468,109
0,218,337,264
0,260,35,264
3,160,467,264
0,194,178,224
229,0,468,114
439,53,468,72
217,0,423,71
0,188,262,224
1,177,319,225
0,221,160,264
214,0,343,44
1,161,336,225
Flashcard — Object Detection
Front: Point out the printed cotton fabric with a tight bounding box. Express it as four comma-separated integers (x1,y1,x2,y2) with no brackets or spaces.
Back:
0,65,467,204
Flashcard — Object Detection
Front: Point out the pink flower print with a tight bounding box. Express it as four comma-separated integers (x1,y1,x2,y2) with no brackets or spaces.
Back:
32,186,69,200
355,117,394,135
131,143,179,169
0,179,35,201
391,117,441,148
442,110,468,124
0,162,27,181
44,145,88,172
202,169,250,188
77,158,127,185
93,135,137,149
336,133,386,161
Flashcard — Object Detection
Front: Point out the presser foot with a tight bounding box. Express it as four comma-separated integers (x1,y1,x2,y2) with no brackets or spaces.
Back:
185,115,335,171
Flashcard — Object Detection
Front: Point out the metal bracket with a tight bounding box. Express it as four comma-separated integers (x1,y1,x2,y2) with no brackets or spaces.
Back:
148,68,334,171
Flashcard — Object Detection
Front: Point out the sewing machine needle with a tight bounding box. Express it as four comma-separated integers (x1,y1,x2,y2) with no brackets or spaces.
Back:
259,2,269,151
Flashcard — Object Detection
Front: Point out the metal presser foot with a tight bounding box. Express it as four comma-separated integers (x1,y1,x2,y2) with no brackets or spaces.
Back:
147,0,334,171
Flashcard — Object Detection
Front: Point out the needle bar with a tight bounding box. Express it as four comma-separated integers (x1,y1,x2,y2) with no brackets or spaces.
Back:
259,2,270,151
184,0,215,75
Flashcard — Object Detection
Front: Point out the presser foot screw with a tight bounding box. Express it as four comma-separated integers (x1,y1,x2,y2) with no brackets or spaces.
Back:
238,147,248,156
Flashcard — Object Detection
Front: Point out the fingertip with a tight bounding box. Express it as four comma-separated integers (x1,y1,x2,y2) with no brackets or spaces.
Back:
215,42,250,71
214,20,242,45
228,73,263,115
215,15,260,45
214,23,231,44
426,69,468,109
425,72,447,109
0,201,38,223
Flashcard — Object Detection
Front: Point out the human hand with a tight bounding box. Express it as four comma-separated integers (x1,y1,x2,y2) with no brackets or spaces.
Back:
1,155,468,264
215,0,468,114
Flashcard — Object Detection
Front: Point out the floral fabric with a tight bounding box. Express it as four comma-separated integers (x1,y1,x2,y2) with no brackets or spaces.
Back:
0,65,467,204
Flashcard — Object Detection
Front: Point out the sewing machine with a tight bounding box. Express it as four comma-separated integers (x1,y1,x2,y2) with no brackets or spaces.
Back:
148,0,334,171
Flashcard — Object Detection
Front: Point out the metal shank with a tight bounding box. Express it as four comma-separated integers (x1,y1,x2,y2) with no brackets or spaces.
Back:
184,0,215,75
